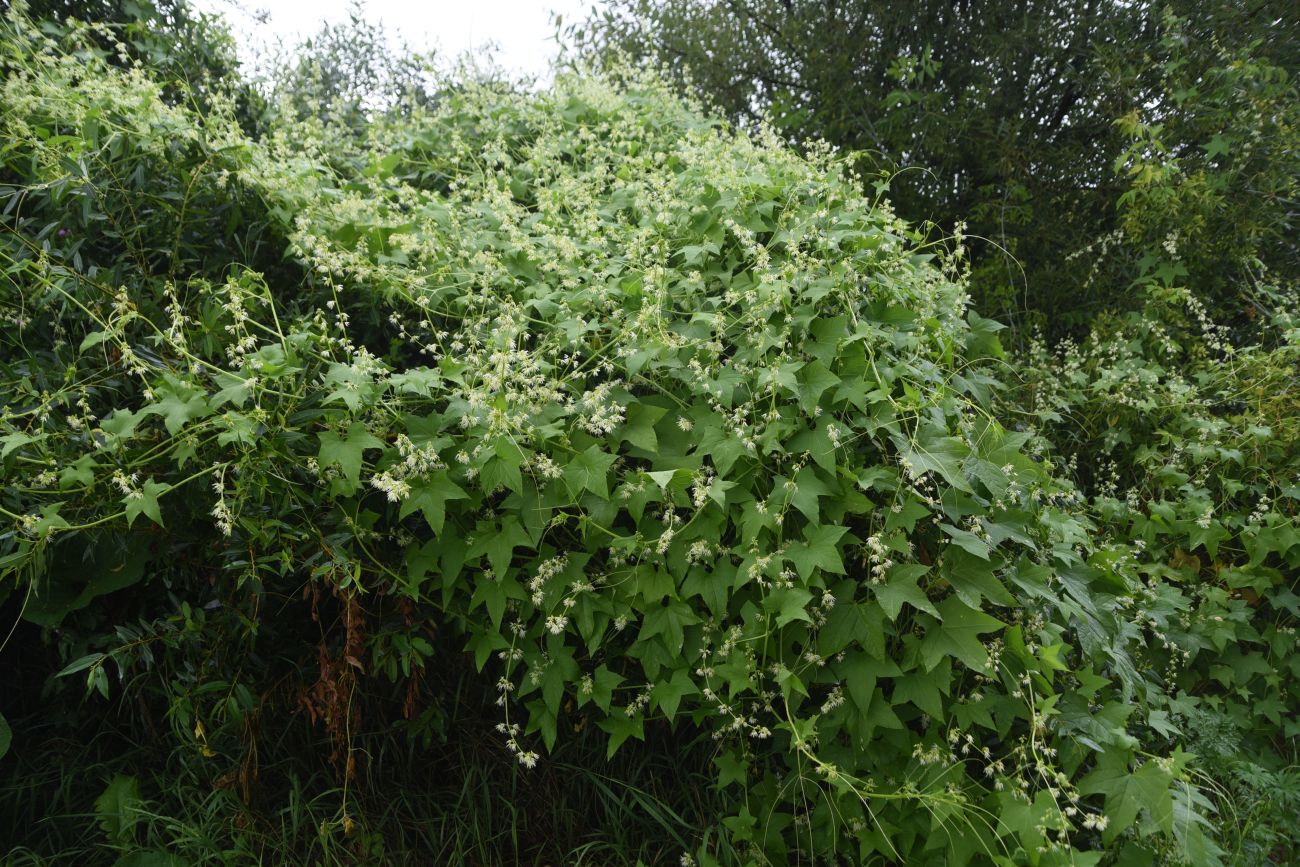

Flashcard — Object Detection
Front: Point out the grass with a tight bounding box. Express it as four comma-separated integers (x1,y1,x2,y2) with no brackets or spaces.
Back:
0,658,728,865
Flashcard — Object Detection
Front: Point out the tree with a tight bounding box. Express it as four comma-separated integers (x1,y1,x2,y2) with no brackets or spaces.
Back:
1111,6,1299,322
18,0,249,113
262,2,442,131
564,0,1299,327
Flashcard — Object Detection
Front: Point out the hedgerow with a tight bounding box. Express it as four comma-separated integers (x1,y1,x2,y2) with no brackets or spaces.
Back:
1010,280,1300,864
0,8,1285,866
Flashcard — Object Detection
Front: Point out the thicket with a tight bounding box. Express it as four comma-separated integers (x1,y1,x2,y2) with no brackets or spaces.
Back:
0,3,1296,866
566,0,1300,329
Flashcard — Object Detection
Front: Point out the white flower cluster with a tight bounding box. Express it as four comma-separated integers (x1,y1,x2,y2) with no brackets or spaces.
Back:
368,434,447,503
521,554,572,613
211,468,234,537
494,722,538,769
112,469,142,500
864,533,893,583
571,380,626,436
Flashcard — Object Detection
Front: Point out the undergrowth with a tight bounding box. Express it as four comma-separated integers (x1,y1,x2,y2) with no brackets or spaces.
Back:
0,5,1295,866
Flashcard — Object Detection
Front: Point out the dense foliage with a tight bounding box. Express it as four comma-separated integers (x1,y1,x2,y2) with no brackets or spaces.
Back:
0,3,1296,866
1007,286,1300,865
565,0,1299,327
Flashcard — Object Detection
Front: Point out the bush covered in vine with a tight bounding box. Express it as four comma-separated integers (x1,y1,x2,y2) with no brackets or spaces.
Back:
0,5,1295,866
1007,281,1300,865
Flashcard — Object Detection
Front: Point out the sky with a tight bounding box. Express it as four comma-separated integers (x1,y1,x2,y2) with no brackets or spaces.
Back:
191,0,599,81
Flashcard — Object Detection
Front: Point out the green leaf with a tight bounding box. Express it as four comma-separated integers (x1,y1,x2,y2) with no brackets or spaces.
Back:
30,503,70,538
997,789,1062,851
895,429,972,493
837,650,901,719
920,596,1003,671
786,524,849,581
210,371,254,409
940,523,991,559
318,422,384,483
797,359,841,413
321,361,380,410
715,750,748,789
892,662,949,717
59,454,97,489
789,466,832,524
765,586,813,628
875,563,938,621
621,403,666,451
388,367,441,396
631,563,675,602
143,378,210,436
640,599,701,649
884,493,930,532
565,445,617,499
585,665,623,713
399,471,468,534
95,775,142,845
1186,519,1230,559
816,596,871,655
698,414,746,474
480,455,522,494
1203,133,1232,159
79,330,111,353
57,653,106,678
651,667,697,719
943,549,1015,607
470,576,513,629
1079,749,1175,838
481,437,527,495
541,644,578,714
0,712,11,760
647,468,685,491
124,479,167,528
769,360,804,397
0,431,42,459
24,538,151,627
597,711,645,759
471,515,532,578
100,409,142,442
215,411,259,446
789,419,837,473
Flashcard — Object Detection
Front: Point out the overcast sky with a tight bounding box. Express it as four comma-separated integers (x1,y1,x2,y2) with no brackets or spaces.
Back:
192,0,599,81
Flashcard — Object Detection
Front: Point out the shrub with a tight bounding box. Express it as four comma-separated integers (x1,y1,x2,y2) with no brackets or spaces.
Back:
0,10,1225,864
1009,282,1300,865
